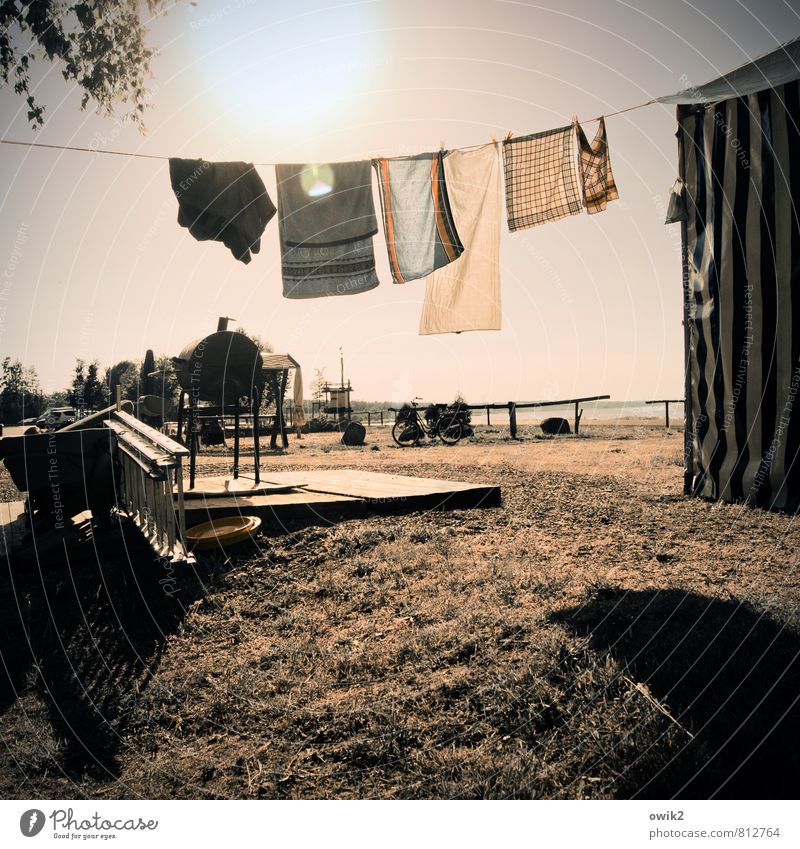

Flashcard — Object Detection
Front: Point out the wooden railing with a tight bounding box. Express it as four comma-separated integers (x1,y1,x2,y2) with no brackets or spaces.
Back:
106,409,193,565
390,395,610,437
646,399,685,428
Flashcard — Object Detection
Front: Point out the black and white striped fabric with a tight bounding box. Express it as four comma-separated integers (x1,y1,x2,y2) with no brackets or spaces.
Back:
680,80,800,509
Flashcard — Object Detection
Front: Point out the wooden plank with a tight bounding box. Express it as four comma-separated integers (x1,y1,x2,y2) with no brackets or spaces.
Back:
182,474,306,497
261,470,488,499
184,490,365,525
183,469,501,525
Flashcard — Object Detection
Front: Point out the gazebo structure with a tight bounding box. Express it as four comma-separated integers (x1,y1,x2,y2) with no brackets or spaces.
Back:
261,352,304,448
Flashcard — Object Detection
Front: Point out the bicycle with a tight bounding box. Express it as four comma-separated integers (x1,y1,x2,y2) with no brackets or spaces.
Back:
391,399,465,447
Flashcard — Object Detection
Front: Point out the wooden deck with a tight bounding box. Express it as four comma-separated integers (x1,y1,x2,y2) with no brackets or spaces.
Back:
182,469,500,525
0,471,500,560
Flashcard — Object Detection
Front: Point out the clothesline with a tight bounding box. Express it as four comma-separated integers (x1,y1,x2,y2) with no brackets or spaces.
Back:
0,93,660,165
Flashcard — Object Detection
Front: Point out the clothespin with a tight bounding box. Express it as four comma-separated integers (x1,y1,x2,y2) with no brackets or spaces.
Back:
439,140,445,151
506,131,513,141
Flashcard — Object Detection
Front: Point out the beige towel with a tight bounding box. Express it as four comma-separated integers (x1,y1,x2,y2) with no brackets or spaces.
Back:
293,366,305,426
419,144,502,335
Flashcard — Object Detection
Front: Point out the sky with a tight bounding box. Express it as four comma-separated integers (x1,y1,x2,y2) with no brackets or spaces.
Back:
2,0,800,405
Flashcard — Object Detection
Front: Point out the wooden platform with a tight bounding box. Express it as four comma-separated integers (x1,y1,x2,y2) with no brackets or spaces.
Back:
183,469,500,525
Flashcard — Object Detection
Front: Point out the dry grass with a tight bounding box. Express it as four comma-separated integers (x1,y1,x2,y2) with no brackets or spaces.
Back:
0,421,798,799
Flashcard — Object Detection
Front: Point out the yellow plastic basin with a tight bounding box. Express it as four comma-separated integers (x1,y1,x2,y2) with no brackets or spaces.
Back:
185,516,262,551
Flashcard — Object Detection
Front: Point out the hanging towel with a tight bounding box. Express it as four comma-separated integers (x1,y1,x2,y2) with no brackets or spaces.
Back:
575,117,619,214
374,152,463,284
276,161,379,298
169,159,275,263
278,161,377,246
419,144,502,335
293,366,305,427
502,126,582,230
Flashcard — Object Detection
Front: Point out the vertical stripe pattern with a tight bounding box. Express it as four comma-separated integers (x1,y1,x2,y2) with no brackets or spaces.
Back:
680,81,800,509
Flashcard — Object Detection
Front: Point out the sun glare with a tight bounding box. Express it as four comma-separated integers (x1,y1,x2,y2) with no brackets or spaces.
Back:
188,1,384,136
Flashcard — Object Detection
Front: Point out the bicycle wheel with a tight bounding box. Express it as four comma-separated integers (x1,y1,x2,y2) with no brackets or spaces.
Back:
437,415,464,445
392,419,421,447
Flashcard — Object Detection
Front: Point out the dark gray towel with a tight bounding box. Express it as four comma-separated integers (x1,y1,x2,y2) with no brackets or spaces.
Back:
169,159,276,263
276,160,377,247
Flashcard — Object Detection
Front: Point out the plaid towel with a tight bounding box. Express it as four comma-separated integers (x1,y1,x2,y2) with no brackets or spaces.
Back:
576,117,619,214
169,159,276,263
374,152,463,284
502,126,582,230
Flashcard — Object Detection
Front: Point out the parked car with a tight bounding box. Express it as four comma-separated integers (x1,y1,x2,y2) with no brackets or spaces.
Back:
36,407,77,430
16,417,39,426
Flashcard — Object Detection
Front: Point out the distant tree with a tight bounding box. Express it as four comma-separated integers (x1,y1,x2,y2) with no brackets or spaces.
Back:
69,358,105,411
0,357,44,422
84,361,105,409
68,358,86,409
235,326,274,354
105,359,140,402
140,349,155,395
311,368,326,404
150,354,180,413
0,1,171,129
45,389,69,408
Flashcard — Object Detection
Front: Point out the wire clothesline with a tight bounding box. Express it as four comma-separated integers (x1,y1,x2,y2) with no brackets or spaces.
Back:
0,95,659,165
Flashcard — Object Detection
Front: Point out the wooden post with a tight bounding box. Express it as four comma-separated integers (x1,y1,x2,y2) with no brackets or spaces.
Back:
665,401,671,429
508,402,517,439
486,406,491,426
380,411,384,425
189,393,198,490
367,411,371,427
252,386,261,484
176,390,186,446
115,385,121,412
276,369,289,449
233,404,240,479
574,402,583,435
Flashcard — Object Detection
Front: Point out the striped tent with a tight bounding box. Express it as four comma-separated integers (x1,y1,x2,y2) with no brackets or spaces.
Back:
660,40,800,509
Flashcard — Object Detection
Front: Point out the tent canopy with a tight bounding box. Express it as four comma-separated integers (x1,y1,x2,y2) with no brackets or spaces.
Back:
261,353,300,372
658,36,800,104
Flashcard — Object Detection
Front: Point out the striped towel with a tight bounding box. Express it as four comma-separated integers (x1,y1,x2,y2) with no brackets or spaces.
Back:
575,117,619,214
276,161,379,299
502,126,582,230
374,152,463,284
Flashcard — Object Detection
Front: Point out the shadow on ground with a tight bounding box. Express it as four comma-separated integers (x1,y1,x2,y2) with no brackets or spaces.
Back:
553,587,800,799
0,522,216,786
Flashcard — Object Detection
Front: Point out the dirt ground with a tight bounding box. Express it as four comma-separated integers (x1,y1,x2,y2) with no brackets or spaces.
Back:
1,418,798,799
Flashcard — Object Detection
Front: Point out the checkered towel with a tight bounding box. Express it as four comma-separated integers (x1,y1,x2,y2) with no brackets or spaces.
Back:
575,117,619,214
502,126,582,230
